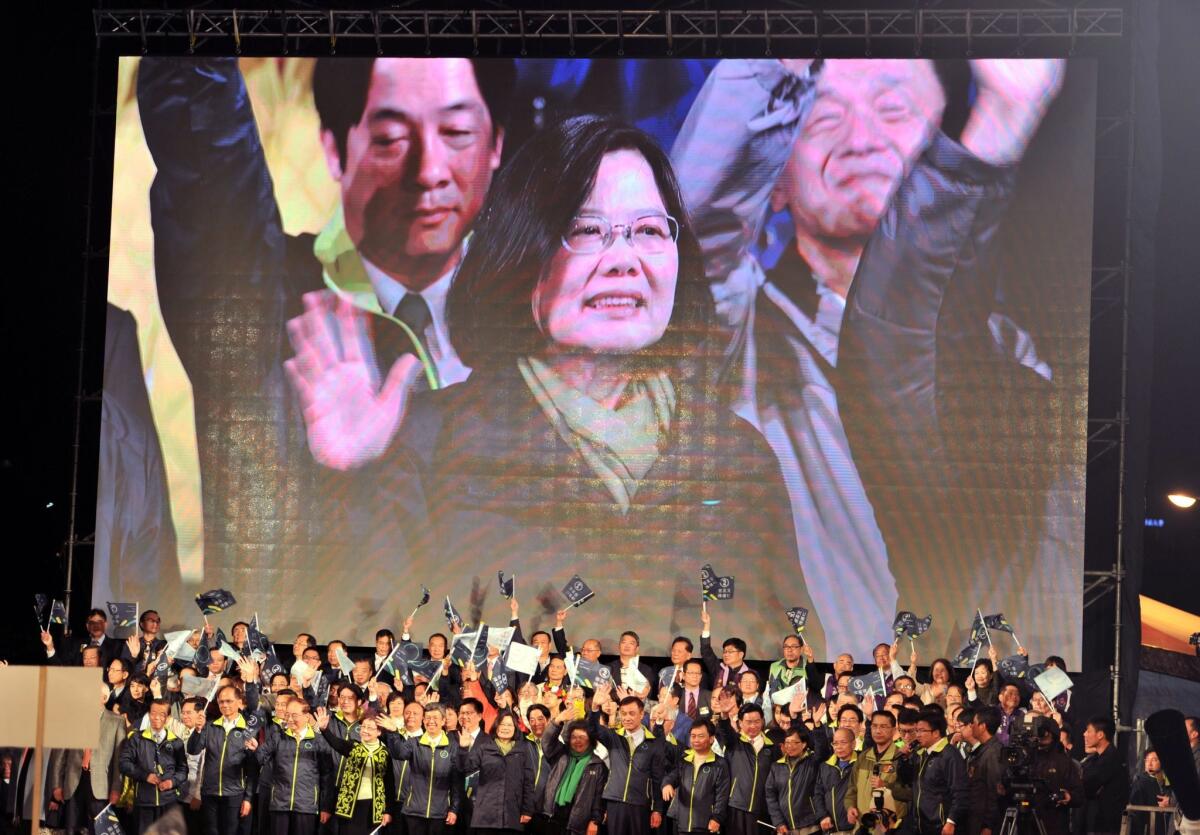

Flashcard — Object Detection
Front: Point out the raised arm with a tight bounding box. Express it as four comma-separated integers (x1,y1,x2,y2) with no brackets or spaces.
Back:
672,59,817,330
136,58,292,383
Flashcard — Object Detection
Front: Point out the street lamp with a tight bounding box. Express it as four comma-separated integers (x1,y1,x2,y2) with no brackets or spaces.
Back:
1166,493,1197,509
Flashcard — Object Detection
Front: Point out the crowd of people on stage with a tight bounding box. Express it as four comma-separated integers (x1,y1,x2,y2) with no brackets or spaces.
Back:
8,600,1199,835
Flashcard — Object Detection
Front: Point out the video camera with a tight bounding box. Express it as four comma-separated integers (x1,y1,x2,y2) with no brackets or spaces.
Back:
855,763,899,834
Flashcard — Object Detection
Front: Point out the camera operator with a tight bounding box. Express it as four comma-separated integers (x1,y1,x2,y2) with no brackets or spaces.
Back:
963,707,1003,835
998,716,1081,835
897,711,967,835
1081,716,1128,835
846,711,909,831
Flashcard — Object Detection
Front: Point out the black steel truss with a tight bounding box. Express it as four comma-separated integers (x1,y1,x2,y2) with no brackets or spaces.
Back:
94,8,1123,55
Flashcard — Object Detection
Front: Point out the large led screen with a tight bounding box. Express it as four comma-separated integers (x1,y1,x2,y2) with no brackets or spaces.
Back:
99,57,1094,662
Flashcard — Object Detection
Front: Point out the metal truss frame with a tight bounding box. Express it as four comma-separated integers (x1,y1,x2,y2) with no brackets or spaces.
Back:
94,7,1123,54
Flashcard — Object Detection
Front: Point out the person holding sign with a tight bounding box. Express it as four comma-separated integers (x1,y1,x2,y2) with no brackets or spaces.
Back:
607,633,655,700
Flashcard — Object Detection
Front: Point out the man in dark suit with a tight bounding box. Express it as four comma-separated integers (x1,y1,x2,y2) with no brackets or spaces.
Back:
606,632,657,699
41,609,123,676
677,660,712,725
137,57,514,641
1081,716,1129,835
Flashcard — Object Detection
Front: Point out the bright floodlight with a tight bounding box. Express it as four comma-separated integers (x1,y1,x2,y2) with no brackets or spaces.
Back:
1167,493,1197,509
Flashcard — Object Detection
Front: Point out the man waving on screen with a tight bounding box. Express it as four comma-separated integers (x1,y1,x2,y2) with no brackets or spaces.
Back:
672,58,1065,653
138,57,511,621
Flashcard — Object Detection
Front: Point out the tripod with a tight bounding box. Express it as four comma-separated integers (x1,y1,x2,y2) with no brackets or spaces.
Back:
997,798,1049,835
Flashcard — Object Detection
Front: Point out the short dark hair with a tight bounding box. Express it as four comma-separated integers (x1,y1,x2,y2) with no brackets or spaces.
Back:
784,726,811,745
232,621,250,634
683,659,704,674
428,633,448,648
312,58,515,168
81,645,101,662
87,608,107,621
897,708,923,726
894,675,916,690
526,704,552,721
999,682,1021,698
181,697,206,713
447,114,713,372
618,696,645,712
837,704,864,724
723,638,748,654
974,706,1002,735
148,698,171,711
460,698,485,715
671,637,694,653
296,633,317,649
1087,716,1115,742
375,629,395,643
956,707,976,725
1044,655,1067,669
620,631,641,646
531,631,552,645
139,609,160,627
918,711,948,735
739,703,765,721
564,720,594,747
340,684,365,702
870,710,897,727
386,691,406,711
690,718,717,737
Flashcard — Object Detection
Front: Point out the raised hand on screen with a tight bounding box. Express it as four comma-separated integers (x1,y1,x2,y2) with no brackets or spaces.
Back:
964,59,1066,164
284,290,424,471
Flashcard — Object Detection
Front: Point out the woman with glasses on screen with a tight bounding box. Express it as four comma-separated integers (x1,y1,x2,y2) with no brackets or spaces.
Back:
360,114,799,636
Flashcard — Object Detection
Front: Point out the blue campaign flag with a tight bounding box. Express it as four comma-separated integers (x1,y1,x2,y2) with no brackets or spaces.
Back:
106,602,138,629
561,575,595,608
444,596,466,630
93,804,125,835
195,589,237,615
700,564,735,601
498,571,515,600
786,607,809,634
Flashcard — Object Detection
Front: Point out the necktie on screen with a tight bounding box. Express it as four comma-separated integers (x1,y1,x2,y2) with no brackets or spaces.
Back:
687,692,697,719
396,293,433,360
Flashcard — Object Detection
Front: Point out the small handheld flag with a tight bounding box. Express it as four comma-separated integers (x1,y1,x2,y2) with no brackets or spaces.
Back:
106,602,139,629
408,586,432,621
786,607,809,634
997,654,1029,681
700,564,735,601
48,599,67,626
444,596,466,631
951,640,981,669
93,804,126,835
561,575,595,608
34,594,49,626
195,589,237,615
498,571,515,600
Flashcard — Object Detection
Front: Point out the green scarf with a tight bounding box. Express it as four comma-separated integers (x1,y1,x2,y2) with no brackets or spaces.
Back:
554,750,591,807
496,739,514,756
311,206,440,389
518,356,675,514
